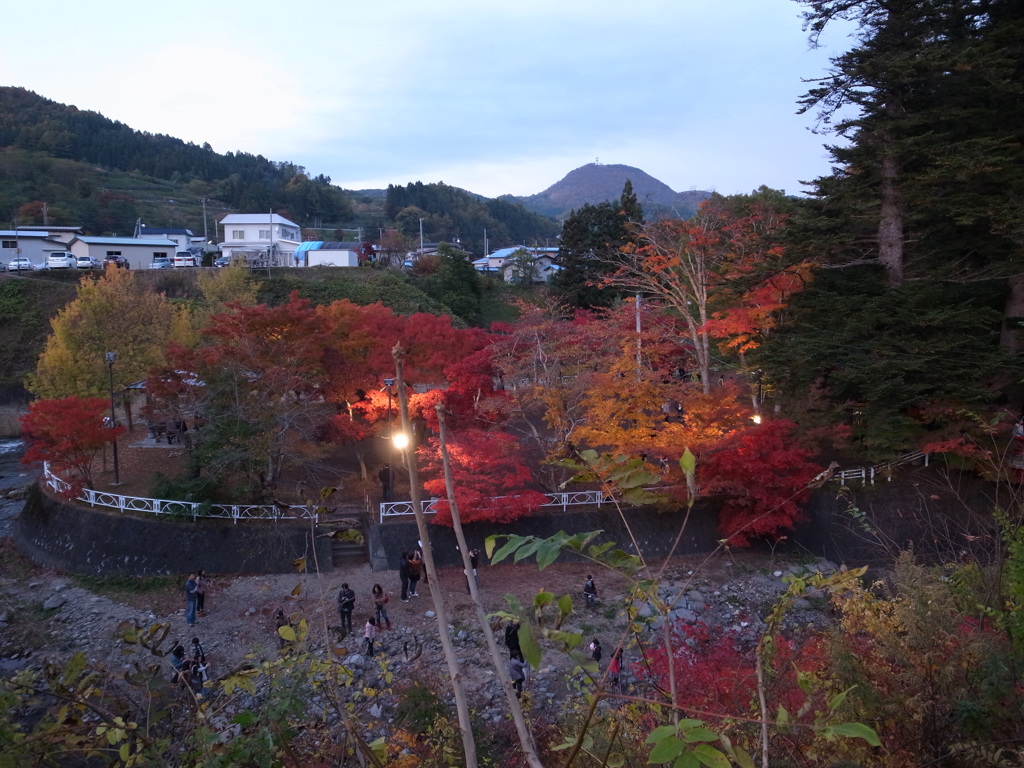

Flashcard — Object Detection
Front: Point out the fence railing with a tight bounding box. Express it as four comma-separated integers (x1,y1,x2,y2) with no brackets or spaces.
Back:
380,490,609,523
43,463,318,524
834,450,930,485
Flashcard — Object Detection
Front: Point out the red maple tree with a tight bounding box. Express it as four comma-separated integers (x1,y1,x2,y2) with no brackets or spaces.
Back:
20,396,124,495
418,428,549,526
698,419,821,546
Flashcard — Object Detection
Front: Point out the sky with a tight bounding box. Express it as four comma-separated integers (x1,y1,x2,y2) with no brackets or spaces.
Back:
1,0,855,199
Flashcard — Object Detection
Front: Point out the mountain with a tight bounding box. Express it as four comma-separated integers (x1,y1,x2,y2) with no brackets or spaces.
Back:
504,163,711,221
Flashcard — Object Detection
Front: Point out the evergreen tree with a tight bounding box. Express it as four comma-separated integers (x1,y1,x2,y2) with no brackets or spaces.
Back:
552,181,644,310
797,0,1024,289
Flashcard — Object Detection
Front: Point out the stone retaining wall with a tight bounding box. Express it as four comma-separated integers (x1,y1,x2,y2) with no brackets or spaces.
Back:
14,483,332,576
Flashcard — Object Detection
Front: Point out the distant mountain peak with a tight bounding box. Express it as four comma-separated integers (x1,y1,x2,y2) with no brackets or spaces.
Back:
506,163,710,221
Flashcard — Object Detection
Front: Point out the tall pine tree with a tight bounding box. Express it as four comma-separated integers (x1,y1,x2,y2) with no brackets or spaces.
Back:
553,180,644,309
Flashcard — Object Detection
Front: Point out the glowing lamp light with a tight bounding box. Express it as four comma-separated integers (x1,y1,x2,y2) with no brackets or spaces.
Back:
751,414,762,424
393,432,410,450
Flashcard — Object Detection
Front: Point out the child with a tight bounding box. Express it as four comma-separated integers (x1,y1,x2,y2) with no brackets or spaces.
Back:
609,647,623,687
508,651,528,698
364,617,378,656
590,638,602,664
191,637,208,681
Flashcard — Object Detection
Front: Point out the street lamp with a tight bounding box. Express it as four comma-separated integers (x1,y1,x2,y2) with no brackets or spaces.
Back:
105,351,120,485
393,431,409,451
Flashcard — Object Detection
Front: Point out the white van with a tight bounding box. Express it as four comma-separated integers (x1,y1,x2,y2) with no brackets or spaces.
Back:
47,252,76,269
173,252,199,268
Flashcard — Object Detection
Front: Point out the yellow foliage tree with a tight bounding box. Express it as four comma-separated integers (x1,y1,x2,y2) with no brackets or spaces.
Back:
27,265,191,398
194,262,259,324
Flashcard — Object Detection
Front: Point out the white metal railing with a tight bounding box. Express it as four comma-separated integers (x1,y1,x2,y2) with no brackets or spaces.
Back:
43,463,318,524
835,450,930,485
380,490,609,523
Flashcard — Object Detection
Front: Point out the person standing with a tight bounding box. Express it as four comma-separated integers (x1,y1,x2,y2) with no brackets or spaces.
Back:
505,621,522,659
378,464,394,502
583,575,598,608
608,647,623,688
590,638,603,665
184,573,199,626
508,651,528,698
195,569,208,616
399,552,411,602
337,582,356,632
364,617,378,656
408,551,422,597
466,548,480,594
371,584,391,629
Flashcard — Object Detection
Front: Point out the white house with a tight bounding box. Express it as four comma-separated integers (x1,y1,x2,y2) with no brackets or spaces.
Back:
218,214,301,267
0,230,67,265
68,236,178,270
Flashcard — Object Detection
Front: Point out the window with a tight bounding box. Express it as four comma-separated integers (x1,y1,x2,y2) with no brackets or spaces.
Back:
1,240,16,249
258,229,271,240
153,252,168,259
105,251,122,256
232,230,245,240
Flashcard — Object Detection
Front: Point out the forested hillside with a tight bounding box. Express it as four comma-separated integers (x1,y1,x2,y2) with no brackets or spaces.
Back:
0,87,353,234
385,181,560,255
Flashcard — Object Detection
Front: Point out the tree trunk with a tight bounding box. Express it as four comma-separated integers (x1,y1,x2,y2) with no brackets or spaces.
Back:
393,345,478,768
878,152,905,288
1001,273,1024,354
435,406,545,768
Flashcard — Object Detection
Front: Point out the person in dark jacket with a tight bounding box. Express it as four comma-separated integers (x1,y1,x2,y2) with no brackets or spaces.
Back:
399,552,411,601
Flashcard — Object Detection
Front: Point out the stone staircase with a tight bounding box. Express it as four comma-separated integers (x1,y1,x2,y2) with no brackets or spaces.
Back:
320,504,370,569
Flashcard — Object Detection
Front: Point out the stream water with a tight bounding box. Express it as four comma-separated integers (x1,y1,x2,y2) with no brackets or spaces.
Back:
0,439,35,537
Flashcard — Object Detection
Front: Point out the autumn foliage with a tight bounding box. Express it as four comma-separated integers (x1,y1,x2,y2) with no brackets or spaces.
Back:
419,429,548,526
699,419,820,546
21,396,123,495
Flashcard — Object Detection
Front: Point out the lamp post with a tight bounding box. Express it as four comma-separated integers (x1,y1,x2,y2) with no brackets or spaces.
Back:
105,351,120,485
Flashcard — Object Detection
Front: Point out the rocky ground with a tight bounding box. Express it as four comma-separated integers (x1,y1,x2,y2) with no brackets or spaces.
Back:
0,527,842,731
0,440,845,745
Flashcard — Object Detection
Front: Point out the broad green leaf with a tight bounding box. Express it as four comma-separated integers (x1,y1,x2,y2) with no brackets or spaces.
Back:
646,725,678,743
648,734,684,763
278,625,296,642
519,622,542,669
733,747,755,768
683,728,719,743
231,711,257,727
533,591,554,608
491,536,525,564
536,539,562,569
672,754,699,768
557,594,573,616
679,448,696,477
830,722,881,746
692,744,730,768
484,535,498,559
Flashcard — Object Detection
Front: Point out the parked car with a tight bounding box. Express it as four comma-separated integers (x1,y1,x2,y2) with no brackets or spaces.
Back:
149,257,172,270
173,252,199,268
104,255,129,269
76,255,102,269
47,252,76,269
214,255,231,268
7,257,34,271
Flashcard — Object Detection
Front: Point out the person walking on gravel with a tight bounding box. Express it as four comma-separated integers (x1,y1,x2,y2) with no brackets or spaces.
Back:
337,582,356,632
184,573,199,626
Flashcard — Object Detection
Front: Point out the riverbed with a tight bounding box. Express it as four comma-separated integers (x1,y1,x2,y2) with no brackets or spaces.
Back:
0,439,35,537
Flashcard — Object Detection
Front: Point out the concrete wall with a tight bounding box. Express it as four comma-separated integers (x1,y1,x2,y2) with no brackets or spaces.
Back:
15,484,332,577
